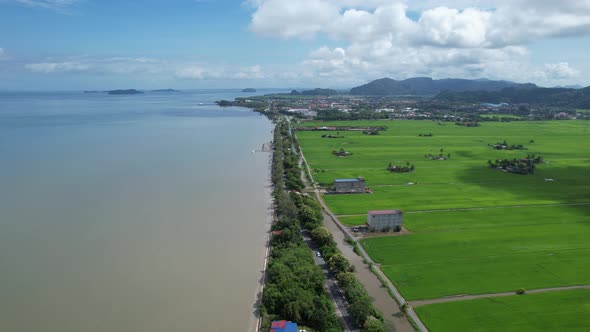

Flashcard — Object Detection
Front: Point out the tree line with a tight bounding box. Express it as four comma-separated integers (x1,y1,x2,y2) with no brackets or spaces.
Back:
261,120,386,332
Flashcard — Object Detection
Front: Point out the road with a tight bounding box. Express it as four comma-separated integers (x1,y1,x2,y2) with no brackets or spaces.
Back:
292,126,419,332
301,231,360,332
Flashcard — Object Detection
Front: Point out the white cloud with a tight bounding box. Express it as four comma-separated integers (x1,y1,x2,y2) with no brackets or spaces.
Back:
534,62,581,81
249,0,340,38
25,56,270,81
247,0,590,85
16,0,79,11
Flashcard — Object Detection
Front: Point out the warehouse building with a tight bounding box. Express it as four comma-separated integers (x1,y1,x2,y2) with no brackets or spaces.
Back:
333,177,366,193
367,210,403,231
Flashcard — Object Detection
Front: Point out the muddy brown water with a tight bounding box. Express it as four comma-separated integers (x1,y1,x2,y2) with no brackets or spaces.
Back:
0,91,274,332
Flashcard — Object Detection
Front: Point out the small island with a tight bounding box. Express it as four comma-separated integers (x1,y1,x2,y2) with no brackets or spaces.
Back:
107,89,143,95
242,88,257,92
151,89,179,92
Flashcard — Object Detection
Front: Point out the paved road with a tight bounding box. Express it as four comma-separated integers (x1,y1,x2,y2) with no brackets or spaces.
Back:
410,285,590,307
301,231,360,332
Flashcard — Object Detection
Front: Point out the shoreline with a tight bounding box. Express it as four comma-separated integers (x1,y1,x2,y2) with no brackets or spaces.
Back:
251,141,274,332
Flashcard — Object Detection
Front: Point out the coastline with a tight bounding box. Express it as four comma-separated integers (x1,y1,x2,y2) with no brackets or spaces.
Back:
251,139,274,332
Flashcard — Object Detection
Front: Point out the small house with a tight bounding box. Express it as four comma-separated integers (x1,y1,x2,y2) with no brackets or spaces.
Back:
333,177,366,193
367,210,403,231
270,320,298,332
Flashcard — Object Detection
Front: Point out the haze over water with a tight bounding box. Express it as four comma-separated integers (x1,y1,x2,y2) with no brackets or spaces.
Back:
0,90,276,332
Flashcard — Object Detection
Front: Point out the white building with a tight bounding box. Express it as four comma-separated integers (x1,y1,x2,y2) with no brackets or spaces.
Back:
367,210,403,231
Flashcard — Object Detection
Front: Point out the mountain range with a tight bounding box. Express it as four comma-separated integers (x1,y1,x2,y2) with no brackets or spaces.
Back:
349,77,536,96
435,86,590,108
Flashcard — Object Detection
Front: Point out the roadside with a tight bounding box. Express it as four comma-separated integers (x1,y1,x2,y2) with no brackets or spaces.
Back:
301,230,360,332
321,209,414,332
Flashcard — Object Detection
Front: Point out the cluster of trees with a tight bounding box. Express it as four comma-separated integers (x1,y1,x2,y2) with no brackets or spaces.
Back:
455,121,481,127
387,162,415,173
332,148,352,157
479,115,523,122
264,120,386,332
487,154,544,175
273,124,305,191
418,133,433,137
290,88,339,96
262,122,342,332
315,109,390,121
305,224,385,330
489,140,526,150
425,148,450,160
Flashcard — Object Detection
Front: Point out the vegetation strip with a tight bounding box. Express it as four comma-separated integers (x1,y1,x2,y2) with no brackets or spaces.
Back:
260,120,387,332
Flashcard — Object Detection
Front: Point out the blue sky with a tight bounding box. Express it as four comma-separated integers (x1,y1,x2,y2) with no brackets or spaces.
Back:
1,0,589,90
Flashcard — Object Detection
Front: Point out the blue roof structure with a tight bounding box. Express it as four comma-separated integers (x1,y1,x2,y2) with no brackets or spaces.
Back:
270,320,298,332
335,178,361,183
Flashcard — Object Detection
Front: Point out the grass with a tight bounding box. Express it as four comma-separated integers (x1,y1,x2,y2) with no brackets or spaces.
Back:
415,289,590,332
297,119,590,329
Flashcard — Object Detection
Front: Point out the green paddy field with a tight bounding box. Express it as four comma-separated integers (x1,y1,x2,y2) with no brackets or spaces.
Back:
297,120,590,331
415,289,590,332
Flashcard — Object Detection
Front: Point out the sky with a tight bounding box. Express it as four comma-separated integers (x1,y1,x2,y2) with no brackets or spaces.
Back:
0,0,589,90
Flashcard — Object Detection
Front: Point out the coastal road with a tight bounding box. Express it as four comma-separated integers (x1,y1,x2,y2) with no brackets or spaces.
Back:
301,230,360,332
292,127,421,332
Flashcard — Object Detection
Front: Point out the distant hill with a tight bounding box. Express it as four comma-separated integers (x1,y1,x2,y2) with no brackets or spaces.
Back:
107,89,143,95
435,86,590,108
554,85,583,89
291,88,338,96
242,88,257,92
349,77,535,96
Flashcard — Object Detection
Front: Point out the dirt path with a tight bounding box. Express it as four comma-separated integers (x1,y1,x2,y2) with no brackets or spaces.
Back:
337,202,590,217
410,285,590,307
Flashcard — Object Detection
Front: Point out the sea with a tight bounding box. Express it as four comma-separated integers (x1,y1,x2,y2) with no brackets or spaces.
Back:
0,89,281,332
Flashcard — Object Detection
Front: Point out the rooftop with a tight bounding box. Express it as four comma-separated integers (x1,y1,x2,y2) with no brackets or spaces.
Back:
270,320,298,332
368,210,402,215
334,177,365,183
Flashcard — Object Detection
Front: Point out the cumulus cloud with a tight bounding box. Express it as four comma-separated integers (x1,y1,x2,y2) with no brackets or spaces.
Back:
250,0,340,38
247,0,589,85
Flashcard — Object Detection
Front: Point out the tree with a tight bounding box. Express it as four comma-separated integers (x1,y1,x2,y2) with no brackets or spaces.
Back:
299,205,322,229
363,316,386,332
327,253,353,276
336,272,357,288
310,227,333,247
349,297,373,326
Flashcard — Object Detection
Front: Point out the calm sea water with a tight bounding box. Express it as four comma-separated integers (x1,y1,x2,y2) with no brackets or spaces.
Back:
0,90,279,332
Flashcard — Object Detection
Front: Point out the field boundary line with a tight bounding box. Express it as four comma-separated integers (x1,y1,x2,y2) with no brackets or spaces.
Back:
410,285,590,307
336,202,590,217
